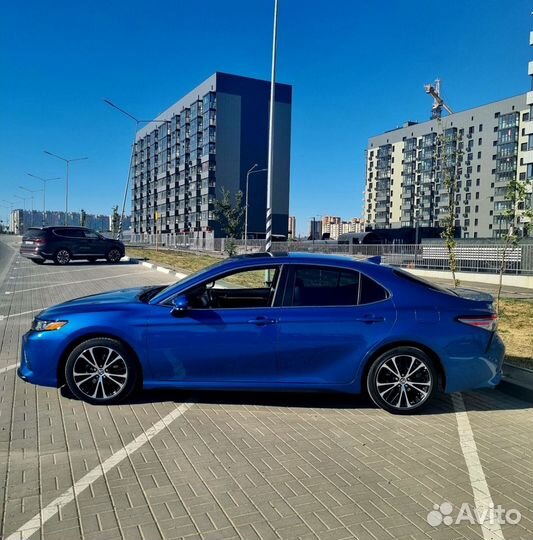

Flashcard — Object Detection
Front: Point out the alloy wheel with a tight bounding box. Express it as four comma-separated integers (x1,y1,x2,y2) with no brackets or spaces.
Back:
72,346,128,401
55,249,70,265
107,249,121,263
374,354,433,410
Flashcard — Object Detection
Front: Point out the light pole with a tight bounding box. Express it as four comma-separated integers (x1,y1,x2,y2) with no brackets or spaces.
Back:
1,200,14,233
19,186,43,227
103,99,171,240
245,164,267,252
27,173,61,226
43,151,88,226
265,0,279,253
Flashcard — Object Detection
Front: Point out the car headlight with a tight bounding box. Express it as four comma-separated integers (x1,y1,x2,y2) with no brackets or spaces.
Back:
32,320,68,332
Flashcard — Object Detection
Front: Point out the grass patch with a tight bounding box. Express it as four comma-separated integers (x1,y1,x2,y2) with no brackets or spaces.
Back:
127,248,221,275
127,247,533,369
498,299,533,369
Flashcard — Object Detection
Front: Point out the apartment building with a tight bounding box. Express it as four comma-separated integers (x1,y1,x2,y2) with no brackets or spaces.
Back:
322,216,366,239
132,72,292,238
288,216,296,238
365,94,532,239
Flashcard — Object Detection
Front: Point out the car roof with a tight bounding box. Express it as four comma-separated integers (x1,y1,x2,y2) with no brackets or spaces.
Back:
231,251,367,264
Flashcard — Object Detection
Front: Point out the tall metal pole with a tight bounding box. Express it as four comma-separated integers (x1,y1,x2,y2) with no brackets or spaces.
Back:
245,164,257,252
27,174,60,226
265,0,279,253
65,161,69,225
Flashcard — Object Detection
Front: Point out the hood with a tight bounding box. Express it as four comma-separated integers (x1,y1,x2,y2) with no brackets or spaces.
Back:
36,286,152,319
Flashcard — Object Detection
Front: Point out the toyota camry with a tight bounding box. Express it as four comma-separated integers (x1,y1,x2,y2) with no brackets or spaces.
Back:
18,253,504,414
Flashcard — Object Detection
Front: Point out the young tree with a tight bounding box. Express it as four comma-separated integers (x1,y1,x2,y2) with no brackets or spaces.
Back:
213,189,245,255
496,179,533,313
437,121,462,287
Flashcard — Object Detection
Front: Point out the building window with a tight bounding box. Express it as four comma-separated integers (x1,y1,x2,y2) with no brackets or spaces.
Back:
479,124,483,132
478,138,482,145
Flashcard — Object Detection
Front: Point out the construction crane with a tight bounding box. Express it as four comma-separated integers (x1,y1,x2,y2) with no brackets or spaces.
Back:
424,79,454,119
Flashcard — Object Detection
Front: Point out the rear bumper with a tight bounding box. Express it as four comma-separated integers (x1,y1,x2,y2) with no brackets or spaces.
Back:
19,246,50,260
444,332,505,393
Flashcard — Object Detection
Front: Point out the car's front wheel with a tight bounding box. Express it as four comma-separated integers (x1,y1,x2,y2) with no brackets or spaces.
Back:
106,249,122,263
64,338,139,405
367,346,437,414
54,249,71,265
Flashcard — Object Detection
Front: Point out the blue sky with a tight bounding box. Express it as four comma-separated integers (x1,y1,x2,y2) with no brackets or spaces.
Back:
1,0,531,235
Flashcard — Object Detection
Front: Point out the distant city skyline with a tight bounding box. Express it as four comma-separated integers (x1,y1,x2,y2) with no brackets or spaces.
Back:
1,0,531,237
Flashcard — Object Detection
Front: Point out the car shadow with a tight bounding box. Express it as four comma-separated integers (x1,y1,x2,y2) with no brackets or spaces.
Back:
60,385,532,413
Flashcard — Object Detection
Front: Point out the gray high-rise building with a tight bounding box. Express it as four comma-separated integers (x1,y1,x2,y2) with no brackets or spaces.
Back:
132,72,292,238
365,93,532,239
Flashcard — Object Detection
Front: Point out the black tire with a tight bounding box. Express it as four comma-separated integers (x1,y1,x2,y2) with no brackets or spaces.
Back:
366,346,437,415
54,249,71,265
64,337,139,405
106,249,122,263
31,259,45,265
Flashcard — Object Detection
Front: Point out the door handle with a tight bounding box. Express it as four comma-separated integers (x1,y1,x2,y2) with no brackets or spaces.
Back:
355,315,385,324
247,317,278,326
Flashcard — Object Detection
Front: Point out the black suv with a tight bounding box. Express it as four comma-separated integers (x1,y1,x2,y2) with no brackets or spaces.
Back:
20,227,125,265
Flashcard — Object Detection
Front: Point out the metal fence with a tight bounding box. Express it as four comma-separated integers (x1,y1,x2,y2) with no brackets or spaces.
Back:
128,234,533,276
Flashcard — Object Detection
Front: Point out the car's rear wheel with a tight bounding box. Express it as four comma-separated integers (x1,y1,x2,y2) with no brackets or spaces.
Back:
106,249,122,263
64,338,139,405
367,346,436,415
54,249,71,265
31,259,45,265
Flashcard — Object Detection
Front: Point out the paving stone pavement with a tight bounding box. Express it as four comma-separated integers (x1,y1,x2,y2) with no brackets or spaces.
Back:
0,236,532,540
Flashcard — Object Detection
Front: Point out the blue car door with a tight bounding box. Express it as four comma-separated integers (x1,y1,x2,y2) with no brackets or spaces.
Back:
146,265,284,383
276,265,396,387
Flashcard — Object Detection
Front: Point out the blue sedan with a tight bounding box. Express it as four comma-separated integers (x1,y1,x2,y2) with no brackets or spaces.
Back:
18,253,504,414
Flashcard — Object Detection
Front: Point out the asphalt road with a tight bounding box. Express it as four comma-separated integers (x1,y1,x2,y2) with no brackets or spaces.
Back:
0,236,532,540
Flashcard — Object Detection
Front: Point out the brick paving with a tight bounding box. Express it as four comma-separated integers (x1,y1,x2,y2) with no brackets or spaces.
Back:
0,237,531,540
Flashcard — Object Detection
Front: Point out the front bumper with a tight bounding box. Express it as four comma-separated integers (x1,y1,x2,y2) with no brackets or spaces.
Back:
18,331,61,388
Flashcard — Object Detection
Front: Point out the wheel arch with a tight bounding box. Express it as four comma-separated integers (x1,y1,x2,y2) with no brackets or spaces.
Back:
360,340,446,392
57,333,144,387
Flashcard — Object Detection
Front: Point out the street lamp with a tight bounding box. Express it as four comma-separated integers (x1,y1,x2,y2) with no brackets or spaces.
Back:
103,99,171,240
19,186,43,227
244,164,267,252
265,0,279,253
43,151,88,226
27,173,61,226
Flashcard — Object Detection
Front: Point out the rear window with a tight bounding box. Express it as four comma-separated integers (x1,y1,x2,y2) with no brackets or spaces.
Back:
24,228,47,239
393,269,454,294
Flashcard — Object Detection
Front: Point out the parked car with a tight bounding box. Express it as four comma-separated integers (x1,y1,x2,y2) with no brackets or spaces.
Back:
18,253,504,414
20,226,125,265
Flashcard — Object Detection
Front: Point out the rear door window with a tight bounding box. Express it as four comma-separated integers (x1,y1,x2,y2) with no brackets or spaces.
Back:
54,228,84,238
288,266,359,307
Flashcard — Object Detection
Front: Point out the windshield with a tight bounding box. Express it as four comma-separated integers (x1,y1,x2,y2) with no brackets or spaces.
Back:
149,259,229,304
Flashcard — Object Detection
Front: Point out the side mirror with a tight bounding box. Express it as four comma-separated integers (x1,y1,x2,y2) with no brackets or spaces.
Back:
171,295,189,317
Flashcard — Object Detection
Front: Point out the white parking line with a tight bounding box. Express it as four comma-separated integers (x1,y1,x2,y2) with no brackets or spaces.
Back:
5,401,193,540
0,309,42,321
452,393,505,540
4,271,153,295
0,364,18,375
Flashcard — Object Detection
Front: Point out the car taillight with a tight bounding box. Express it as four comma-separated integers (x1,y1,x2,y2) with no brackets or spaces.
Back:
457,314,498,332
34,239,45,244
